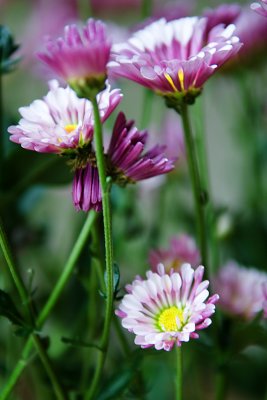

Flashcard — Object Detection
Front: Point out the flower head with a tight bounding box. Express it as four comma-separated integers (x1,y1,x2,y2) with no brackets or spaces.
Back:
8,80,122,165
203,4,241,33
251,0,267,17
107,112,175,184
213,261,267,320
116,263,218,351
109,17,242,111
37,19,111,97
72,163,102,212
149,234,200,274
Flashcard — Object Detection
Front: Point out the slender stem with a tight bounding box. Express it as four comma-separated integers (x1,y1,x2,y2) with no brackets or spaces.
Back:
176,346,183,400
37,211,96,326
0,211,96,400
141,0,152,18
140,89,154,129
180,103,208,270
0,220,67,400
215,369,226,400
85,97,114,400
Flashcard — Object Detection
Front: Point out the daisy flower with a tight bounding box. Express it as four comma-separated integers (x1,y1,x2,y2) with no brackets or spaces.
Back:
116,263,218,351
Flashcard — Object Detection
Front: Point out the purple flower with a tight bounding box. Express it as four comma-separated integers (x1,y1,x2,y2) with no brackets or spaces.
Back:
116,263,219,351
203,4,241,34
213,261,267,320
37,19,111,96
251,0,267,17
107,112,175,184
149,234,200,274
72,163,102,212
8,80,122,158
109,17,242,108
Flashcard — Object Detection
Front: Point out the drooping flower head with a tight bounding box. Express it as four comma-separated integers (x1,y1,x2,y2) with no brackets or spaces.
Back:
107,112,175,185
73,112,175,212
37,19,111,98
109,17,242,111
149,234,200,274
213,261,267,320
8,80,122,167
251,0,267,17
116,263,219,351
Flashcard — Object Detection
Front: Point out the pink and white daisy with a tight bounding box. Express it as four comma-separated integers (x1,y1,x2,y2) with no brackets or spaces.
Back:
107,112,175,184
116,263,219,351
149,234,200,274
8,80,122,159
37,19,111,97
251,0,267,17
109,17,242,109
213,261,267,320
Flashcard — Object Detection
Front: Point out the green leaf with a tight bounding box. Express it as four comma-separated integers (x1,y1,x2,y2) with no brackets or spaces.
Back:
102,262,122,300
0,25,20,74
61,336,102,351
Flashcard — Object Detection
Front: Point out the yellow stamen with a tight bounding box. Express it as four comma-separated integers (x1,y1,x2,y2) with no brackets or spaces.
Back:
64,124,77,134
164,73,178,92
178,68,184,91
158,306,184,332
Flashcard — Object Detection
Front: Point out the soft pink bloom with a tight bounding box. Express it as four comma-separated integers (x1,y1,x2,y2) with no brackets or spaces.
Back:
213,261,267,320
72,164,102,212
162,111,185,160
37,19,111,90
263,283,267,318
203,4,241,33
251,0,267,17
109,17,242,106
149,234,200,273
108,112,175,184
91,0,140,15
116,263,218,351
8,80,122,154
21,0,78,70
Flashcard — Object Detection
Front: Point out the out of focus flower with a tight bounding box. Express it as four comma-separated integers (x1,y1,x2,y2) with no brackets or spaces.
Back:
203,4,241,34
72,163,102,212
225,6,267,69
107,112,175,185
91,0,140,15
263,283,267,318
109,17,242,111
38,19,111,98
149,234,200,273
22,0,78,71
251,0,267,17
8,80,122,163
116,263,218,351
213,261,267,320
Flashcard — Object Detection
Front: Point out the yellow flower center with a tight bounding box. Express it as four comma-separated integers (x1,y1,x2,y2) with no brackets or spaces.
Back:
158,306,184,332
64,124,78,134
164,68,185,92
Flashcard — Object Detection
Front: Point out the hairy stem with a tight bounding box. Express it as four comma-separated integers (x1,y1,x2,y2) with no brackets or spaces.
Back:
85,97,114,400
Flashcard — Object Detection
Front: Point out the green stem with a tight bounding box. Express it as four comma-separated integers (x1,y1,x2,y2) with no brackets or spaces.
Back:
141,0,152,18
0,220,67,400
180,103,208,270
176,346,183,400
0,74,3,184
85,97,114,400
0,211,96,400
215,369,226,400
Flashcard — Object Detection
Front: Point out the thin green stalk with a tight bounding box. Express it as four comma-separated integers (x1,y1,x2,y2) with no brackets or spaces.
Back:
0,220,67,400
193,97,219,275
85,97,114,400
215,369,226,400
176,346,183,400
140,89,154,129
141,0,152,18
180,103,208,271
0,211,96,400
